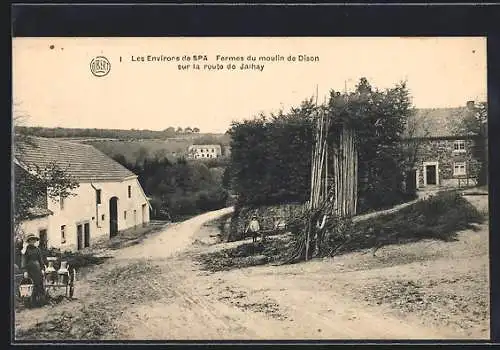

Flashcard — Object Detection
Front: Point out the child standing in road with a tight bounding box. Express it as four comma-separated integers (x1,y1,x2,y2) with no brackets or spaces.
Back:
246,215,261,243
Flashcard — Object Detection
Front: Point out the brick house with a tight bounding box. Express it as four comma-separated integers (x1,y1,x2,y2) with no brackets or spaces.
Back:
410,101,486,189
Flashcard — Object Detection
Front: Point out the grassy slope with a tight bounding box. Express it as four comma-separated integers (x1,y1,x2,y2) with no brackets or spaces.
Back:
86,134,231,164
197,191,486,272
88,139,193,163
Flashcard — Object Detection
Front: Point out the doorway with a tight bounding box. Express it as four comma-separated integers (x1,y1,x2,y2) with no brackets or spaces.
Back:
109,196,118,237
141,204,147,227
426,165,437,185
423,161,439,186
76,224,83,250
84,223,90,248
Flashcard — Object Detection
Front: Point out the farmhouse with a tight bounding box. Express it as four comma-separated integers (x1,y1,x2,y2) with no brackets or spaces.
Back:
411,101,487,189
187,144,222,159
14,137,151,251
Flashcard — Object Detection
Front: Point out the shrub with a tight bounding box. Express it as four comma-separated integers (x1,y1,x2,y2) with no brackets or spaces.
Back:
337,190,485,254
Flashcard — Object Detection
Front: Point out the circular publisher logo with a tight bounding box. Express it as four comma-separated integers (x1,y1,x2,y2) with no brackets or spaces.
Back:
90,56,111,77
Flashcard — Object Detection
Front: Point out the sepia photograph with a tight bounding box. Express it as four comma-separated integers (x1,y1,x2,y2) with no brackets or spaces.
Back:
12,37,489,341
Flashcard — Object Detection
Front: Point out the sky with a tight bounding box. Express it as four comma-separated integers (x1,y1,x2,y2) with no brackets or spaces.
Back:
12,37,487,133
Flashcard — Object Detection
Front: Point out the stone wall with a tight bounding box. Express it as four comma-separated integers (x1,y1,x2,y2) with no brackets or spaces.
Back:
415,137,482,188
229,203,305,241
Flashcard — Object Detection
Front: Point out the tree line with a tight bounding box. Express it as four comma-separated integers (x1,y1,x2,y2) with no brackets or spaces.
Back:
14,126,205,140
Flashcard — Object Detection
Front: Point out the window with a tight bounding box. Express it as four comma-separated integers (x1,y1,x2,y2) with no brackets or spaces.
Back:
60,195,65,210
124,211,127,220
101,214,105,221
61,225,66,244
96,189,101,204
128,185,131,198
212,148,214,152
453,140,466,153
453,162,466,176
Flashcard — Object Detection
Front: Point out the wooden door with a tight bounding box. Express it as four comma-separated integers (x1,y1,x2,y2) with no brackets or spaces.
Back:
426,165,437,185
142,204,147,227
84,223,90,248
76,224,83,250
109,197,118,237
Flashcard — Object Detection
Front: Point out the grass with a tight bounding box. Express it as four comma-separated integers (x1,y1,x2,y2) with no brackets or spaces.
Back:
88,139,193,163
197,190,486,272
196,237,292,272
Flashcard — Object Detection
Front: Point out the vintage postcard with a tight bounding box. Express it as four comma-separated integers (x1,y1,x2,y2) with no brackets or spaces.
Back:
12,37,489,341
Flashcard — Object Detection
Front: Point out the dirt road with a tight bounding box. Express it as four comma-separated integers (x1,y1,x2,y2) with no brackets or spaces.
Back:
15,204,489,341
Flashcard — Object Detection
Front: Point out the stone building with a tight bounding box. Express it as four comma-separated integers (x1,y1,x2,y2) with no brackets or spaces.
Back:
187,144,222,159
410,101,486,189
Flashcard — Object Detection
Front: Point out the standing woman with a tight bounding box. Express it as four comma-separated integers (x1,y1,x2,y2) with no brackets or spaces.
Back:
21,234,46,306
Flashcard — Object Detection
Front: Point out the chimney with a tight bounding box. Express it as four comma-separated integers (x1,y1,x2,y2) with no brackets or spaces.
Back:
466,100,475,110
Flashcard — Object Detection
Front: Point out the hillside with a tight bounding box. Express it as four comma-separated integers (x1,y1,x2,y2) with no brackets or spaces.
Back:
15,126,232,164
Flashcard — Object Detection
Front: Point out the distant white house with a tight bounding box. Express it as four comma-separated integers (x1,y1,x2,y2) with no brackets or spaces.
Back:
14,137,151,252
187,144,222,159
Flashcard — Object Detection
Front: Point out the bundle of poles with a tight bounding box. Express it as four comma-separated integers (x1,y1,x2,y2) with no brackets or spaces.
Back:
332,126,358,218
280,92,359,265
305,106,332,260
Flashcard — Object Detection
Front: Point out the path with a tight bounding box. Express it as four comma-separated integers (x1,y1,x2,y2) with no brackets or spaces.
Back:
15,197,489,341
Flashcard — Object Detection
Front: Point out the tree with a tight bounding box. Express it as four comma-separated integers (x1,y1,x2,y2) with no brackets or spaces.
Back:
453,101,488,186
399,109,431,195
112,153,129,167
176,127,183,133
227,78,414,212
134,146,148,167
13,117,79,238
163,127,176,137
327,78,413,211
14,162,79,225
193,127,200,133
184,127,193,133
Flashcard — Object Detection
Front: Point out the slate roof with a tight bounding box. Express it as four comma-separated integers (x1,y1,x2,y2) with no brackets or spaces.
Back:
27,207,53,219
411,106,472,138
189,144,222,149
14,137,136,182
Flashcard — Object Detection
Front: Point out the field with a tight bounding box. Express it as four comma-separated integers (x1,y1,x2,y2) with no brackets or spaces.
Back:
86,136,230,164
87,139,193,163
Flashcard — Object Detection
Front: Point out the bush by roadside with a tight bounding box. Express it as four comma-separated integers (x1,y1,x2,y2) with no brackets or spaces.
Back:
197,190,485,272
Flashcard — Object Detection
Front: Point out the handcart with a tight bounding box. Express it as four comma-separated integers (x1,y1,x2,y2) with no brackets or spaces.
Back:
43,257,76,299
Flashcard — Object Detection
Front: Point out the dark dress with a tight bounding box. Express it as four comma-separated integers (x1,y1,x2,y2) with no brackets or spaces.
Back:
22,245,46,301
15,239,24,268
